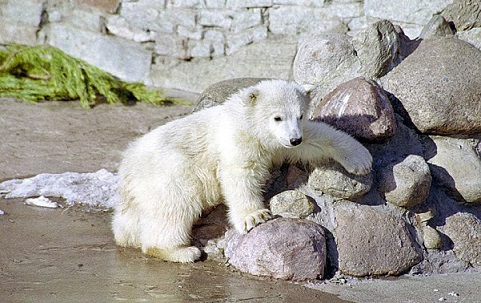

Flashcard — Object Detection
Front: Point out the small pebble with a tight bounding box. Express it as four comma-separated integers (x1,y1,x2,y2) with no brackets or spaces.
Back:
0,209,4,215
448,292,459,297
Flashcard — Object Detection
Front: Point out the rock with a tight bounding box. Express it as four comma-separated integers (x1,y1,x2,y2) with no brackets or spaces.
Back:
311,77,396,142
419,15,455,39
193,78,268,111
382,37,481,135
335,203,423,276
293,33,361,100
442,0,481,31
426,136,481,204
351,20,401,78
422,226,442,250
442,212,481,267
377,155,432,208
308,162,373,201
269,190,315,219
43,23,152,84
224,218,326,280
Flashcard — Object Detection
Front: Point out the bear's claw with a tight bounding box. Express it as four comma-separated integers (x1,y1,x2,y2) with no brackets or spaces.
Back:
239,208,273,234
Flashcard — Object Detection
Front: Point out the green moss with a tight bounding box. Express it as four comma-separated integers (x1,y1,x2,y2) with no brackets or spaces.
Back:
0,45,185,108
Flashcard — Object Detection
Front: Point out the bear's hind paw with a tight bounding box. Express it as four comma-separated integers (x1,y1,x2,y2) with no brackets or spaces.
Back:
145,246,201,263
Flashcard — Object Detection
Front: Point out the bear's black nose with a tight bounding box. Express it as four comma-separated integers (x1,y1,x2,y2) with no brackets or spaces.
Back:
290,137,302,146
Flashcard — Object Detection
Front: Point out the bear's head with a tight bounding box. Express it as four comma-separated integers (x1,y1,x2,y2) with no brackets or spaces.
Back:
239,80,309,149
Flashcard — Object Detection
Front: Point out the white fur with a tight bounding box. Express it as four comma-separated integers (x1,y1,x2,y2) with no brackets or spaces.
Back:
112,80,372,262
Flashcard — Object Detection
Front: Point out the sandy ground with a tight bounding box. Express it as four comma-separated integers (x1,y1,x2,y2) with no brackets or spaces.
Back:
1,96,480,303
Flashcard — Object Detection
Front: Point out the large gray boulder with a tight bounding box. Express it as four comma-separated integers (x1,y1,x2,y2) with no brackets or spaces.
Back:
426,136,481,204
351,20,401,78
335,203,423,276
382,37,481,135
224,218,327,281
293,33,361,98
311,77,397,142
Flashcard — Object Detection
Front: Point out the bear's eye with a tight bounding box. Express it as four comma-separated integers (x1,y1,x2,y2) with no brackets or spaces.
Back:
274,116,282,122
299,114,304,120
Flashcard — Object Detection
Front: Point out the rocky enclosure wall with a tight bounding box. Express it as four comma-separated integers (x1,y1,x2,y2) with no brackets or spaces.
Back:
1,0,474,92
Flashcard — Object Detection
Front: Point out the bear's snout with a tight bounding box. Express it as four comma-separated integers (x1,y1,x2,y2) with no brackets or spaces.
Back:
290,137,302,146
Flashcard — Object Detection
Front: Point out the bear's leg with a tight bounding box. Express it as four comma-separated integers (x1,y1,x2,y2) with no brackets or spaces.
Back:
112,207,141,248
139,205,202,263
219,168,273,234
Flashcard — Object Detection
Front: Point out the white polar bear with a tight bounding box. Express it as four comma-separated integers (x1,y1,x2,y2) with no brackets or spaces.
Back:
112,80,372,263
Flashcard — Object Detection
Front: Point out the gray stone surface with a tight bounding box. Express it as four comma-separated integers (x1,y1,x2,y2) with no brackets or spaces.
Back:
224,218,327,281
382,37,481,135
442,0,481,31
269,190,315,219
442,213,481,267
43,23,152,83
312,77,396,142
308,162,373,201
457,28,481,50
377,155,432,208
293,33,361,98
269,7,347,35
419,15,455,39
335,203,423,276
426,136,481,204
364,0,452,38
151,36,297,92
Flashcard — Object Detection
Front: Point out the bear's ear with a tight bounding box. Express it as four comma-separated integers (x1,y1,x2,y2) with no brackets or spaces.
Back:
301,84,316,103
243,87,260,106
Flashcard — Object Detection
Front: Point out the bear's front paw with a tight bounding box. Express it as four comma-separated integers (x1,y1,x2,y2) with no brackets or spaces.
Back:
235,209,272,234
342,149,373,175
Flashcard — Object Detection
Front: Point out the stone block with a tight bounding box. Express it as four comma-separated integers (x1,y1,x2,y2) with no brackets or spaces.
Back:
44,23,152,83
198,10,232,29
269,6,346,35
231,9,263,33
0,0,44,27
107,15,157,43
0,21,38,45
226,26,267,55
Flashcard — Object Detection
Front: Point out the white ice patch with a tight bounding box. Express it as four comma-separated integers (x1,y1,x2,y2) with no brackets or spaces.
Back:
25,196,61,209
0,169,119,209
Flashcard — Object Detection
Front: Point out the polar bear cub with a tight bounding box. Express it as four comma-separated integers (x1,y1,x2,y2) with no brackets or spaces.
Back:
112,80,372,262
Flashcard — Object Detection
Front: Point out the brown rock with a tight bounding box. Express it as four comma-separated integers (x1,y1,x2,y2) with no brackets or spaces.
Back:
335,204,422,276
443,212,481,267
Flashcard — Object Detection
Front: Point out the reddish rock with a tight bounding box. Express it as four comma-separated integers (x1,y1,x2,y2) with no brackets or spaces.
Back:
225,218,326,281
312,77,396,142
